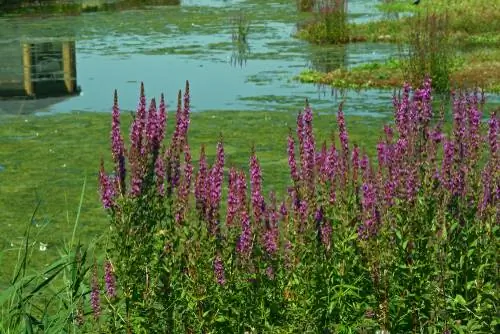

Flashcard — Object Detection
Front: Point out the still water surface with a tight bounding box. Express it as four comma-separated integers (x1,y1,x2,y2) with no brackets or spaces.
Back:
0,0,497,117
0,0,407,117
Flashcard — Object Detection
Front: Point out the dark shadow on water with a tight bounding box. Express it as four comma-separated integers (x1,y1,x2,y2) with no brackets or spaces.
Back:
0,37,81,114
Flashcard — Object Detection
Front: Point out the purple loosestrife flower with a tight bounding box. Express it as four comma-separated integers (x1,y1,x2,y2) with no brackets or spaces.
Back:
104,260,116,300
317,142,327,176
441,140,455,190
130,166,143,197
296,110,305,167
405,166,419,202
452,91,467,161
157,93,167,144
326,144,338,180
394,82,410,138
176,145,193,224
237,210,252,257
361,182,376,214
130,82,147,156
207,140,224,233
226,168,239,227
99,160,115,209
145,98,158,152
488,111,498,159
263,194,279,257
195,145,209,218
298,200,308,232
111,90,126,194
302,103,316,196
236,171,247,212
263,227,279,257
280,201,288,218
90,263,101,320
320,220,332,251
213,254,226,286
384,180,396,206
265,266,275,280
172,81,191,150
337,103,349,186
250,149,264,224
351,144,360,187
287,130,300,183
337,102,349,159
467,102,482,161
155,155,165,196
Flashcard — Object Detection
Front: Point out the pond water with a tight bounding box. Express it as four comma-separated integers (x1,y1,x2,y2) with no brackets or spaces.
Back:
0,0,497,118
0,0,407,118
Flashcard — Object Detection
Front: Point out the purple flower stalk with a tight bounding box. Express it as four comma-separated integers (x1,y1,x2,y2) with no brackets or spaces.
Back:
207,140,225,233
176,145,193,223
195,145,208,218
130,82,147,155
90,263,101,320
320,221,332,251
155,155,165,196
226,168,239,227
104,260,116,300
236,210,252,257
287,130,300,183
250,149,264,223
99,160,115,209
111,90,126,194
213,254,226,286
488,111,498,159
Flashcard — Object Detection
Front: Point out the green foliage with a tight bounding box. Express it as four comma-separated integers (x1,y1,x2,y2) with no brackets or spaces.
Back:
1,81,498,332
297,0,349,45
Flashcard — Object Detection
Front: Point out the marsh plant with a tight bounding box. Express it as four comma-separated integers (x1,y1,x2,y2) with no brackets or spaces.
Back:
296,0,315,12
298,0,349,44
1,78,498,333
402,11,452,93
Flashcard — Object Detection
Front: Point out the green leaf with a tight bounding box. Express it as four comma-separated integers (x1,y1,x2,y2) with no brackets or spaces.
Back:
454,294,467,306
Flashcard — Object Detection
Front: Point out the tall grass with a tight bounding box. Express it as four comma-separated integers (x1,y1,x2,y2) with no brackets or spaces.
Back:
297,0,349,44
401,11,452,93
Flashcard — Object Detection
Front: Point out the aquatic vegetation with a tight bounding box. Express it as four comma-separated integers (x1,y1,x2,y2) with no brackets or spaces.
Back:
296,0,350,45
402,10,452,93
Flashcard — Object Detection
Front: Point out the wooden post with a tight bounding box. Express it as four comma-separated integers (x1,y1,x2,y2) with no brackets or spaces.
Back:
22,43,33,96
62,42,75,93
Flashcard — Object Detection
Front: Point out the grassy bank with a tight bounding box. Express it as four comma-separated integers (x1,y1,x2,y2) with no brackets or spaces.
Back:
296,48,500,93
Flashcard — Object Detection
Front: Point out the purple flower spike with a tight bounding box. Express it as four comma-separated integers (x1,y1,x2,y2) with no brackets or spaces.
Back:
226,168,239,227
237,210,252,257
111,90,126,194
104,260,116,300
213,254,226,286
287,130,300,183
99,160,115,210
488,111,498,159
250,148,264,224
90,263,101,320
195,145,209,218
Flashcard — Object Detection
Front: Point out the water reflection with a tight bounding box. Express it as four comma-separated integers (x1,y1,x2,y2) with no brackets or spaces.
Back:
0,38,80,114
230,11,250,68
308,45,347,73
